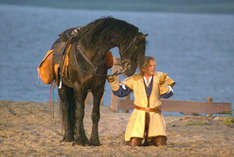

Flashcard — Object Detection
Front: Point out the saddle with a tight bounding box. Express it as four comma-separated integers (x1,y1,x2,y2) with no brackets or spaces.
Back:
38,27,113,86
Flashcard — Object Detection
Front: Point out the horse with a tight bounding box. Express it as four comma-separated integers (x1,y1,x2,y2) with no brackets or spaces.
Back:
51,17,147,146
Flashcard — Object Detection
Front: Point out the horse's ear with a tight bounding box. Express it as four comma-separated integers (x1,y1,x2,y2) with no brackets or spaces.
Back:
137,33,148,40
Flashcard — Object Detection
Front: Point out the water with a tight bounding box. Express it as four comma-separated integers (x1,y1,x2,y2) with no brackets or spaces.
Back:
0,4,233,115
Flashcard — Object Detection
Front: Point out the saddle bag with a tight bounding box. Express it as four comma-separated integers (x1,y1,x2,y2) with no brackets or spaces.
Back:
37,49,55,84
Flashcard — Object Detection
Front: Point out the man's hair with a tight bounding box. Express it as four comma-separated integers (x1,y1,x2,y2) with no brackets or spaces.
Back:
140,56,156,75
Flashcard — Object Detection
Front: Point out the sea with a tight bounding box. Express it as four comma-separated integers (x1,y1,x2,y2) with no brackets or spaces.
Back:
0,4,233,115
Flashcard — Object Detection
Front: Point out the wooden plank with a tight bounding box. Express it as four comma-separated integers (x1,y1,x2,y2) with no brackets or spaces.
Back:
161,99,232,114
119,99,232,114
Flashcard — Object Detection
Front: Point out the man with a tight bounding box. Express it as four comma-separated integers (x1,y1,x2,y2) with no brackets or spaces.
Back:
106,56,175,146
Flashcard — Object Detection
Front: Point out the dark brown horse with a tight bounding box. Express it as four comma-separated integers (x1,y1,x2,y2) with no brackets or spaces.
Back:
51,17,147,146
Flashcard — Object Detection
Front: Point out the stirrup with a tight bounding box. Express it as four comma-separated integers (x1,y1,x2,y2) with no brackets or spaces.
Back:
58,80,62,89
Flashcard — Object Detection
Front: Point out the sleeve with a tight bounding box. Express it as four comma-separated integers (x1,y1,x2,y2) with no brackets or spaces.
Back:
160,86,173,98
165,76,176,87
109,74,137,97
158,72,176,95
108,75,135,91
121,74,141,90
113,84,132,97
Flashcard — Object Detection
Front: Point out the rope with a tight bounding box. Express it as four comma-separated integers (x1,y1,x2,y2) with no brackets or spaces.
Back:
50,82,55,119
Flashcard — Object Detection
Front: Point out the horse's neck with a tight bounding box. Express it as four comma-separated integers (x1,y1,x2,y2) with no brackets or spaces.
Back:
108,29,134,49
107,30,131,47
79,27,132,62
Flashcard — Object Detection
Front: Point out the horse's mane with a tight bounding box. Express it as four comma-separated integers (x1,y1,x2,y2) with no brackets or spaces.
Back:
79,17,139,51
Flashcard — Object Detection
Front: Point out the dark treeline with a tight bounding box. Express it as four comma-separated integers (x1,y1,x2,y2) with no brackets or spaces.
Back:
1,0,234,14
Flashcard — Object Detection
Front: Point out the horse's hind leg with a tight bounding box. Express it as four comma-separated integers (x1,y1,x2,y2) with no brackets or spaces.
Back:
73,85,89,146
89,86,104,146
58,84,75,142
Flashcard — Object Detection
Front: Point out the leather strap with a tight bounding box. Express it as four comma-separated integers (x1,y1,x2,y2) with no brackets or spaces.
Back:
135,106,161,113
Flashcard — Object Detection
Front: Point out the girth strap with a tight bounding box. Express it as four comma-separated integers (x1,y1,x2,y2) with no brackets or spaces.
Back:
61,44,72,75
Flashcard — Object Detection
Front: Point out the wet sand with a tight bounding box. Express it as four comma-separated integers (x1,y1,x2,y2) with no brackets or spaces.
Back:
0,100,233,157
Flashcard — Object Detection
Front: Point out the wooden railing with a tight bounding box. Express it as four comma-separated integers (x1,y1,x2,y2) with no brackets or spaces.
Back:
117,97,232,114
109,57,232,115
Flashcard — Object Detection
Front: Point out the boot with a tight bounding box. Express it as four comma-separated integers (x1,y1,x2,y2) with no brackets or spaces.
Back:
130,138,142,146
154,136,167,146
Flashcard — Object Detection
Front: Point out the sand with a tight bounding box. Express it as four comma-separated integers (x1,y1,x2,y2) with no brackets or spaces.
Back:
0,100,233,157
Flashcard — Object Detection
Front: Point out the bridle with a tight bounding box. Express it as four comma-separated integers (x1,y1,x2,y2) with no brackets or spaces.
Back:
111,36,138,76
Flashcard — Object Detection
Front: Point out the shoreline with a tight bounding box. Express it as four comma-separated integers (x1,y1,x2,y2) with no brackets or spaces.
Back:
0,100,233,156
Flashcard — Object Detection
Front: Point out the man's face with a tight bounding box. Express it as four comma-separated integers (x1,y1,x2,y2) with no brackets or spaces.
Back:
145,60,156,76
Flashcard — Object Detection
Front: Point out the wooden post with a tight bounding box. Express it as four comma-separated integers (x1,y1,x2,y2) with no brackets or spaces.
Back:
206,97,213,117
109,57,121,112
85,91,104,106
122,94,131,113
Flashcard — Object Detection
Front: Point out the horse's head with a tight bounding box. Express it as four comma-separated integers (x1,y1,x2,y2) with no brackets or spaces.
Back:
119,32,148,76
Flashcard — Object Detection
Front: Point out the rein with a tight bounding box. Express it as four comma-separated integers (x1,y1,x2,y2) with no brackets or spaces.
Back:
62,35,137,77
110,36,137,76
76,45,97,73
120,36,137,56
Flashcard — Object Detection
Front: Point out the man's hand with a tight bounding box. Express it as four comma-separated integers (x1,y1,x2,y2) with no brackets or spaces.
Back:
106,75,115,83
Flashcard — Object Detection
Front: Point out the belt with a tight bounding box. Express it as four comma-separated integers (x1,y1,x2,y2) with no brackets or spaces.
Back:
135,106,161,113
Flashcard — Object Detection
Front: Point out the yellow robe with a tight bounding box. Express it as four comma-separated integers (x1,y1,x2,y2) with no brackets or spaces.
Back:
110,71,175,142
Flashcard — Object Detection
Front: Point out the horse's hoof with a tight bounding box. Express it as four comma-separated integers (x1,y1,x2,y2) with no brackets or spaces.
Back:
72,142,77,146
72,139,88,146
89,140,101,146
60,136,74,143
72,141,85,146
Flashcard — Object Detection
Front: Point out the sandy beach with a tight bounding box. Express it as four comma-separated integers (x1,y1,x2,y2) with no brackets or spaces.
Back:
0,100,233,157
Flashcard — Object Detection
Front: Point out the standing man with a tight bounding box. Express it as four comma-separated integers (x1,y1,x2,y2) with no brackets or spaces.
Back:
106,56,175,146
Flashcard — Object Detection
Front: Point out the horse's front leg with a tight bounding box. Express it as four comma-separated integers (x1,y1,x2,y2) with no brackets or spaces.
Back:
73,86,89,146
89,86,104,146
